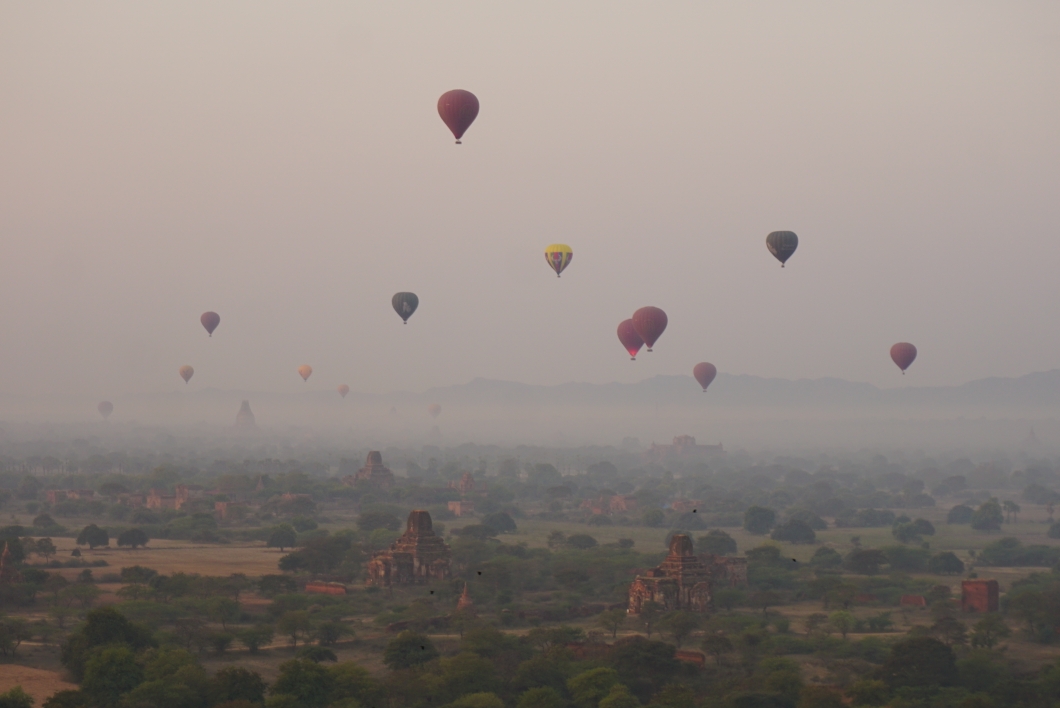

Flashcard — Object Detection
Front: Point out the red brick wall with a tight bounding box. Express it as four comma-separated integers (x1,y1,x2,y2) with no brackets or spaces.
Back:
961,580,998,613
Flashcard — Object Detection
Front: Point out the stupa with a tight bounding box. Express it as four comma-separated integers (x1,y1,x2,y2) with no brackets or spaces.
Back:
367,510,451,586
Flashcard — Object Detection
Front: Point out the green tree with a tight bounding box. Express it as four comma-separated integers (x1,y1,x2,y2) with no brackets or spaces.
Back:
209,667,267,705
75,524,109,549
971,499,1003,531
927,551,965,574
329,662,386,708
638,601,663,638
701,633,733,666
81,646,143,705
969,614,1010,649
878,636,957,688
0,687,34,708
516,687,565,708
828,611,855,639
660,611,700,647
846,679,888,706
277,611,312,650
597,608,627,639
238,625,274,654
267,525,298,552
844,549,887,575
798,686,844,708
744,506,776,534
270,660,334,708
567,534,598,550
116,528,148,549
35,538,57,562
770,520,816,544
598,684,640,708
698,529,737,555
641,509,665,528
383,631,438,671
810,547,842,569
649,684,695,708
356,511,401,533
567,667,619,708
947,504,974,524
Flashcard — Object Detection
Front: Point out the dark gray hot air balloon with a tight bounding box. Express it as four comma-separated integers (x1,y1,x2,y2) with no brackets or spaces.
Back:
392,292,419,324
766,231,798,267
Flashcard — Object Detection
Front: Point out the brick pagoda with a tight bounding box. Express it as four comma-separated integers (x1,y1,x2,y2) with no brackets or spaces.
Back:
367,510,452,586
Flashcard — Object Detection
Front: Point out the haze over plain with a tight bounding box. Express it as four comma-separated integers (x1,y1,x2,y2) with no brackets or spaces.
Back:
1,2,1059,420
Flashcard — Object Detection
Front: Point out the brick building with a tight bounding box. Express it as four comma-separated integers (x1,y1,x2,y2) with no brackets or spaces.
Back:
367,510,452,587
344,451,395,489
961,579,999,613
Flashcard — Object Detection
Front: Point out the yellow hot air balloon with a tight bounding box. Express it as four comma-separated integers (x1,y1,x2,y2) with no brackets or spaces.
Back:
544,243,573,278
298,365,313,382
179,365,194,384
337,384,350,398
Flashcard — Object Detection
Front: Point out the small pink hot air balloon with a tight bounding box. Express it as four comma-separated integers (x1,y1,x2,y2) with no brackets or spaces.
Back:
97,401,113,419
890,342,917,374
428,403,442,419
200,311,220,337
298,365,313,382
337,384,350,398
693,363,717,392
617,320,644,360
437,90,479,144
179,365,194,384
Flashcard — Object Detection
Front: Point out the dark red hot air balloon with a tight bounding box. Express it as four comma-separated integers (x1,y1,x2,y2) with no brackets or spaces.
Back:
437,90,479,144
890,342,917,374
200,311,220,337
617,320,643,360
693,363,717,392
632,307,668,352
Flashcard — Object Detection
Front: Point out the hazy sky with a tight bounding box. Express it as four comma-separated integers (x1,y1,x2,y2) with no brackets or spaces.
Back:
2,2,1059,402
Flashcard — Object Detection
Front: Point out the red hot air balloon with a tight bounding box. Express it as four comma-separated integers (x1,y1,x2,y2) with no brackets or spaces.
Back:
437,90,479,144
200,312,220,337
428,403,442,419
693,363,717,392
632,307,668,352
617,320,644,360
890,342,917,374
97,401,113,419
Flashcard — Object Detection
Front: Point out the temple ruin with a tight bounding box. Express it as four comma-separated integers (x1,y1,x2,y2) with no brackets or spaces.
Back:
627,534,747,615
345,451,395,489
367,510,452,586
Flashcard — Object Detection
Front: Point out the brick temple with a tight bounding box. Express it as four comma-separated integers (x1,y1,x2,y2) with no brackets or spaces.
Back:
627,534,747,614
367,510,452,586
961,579,999,613
345,451,395,489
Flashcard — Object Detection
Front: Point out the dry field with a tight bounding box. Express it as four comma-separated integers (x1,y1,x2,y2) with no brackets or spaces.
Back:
48,538,284,578
0,664,76,705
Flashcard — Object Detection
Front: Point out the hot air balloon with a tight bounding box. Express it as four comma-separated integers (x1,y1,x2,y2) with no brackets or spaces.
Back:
392,293,419,324
337,384,350,398
179,365,194,384
617,320,644,360
766,231,798,267
693,363,717,392
437,90,479,144
890,342,917,374
428,403,442,419
632,307,668,352
200,311,220,336
298,365,313,382
544,244,573,278
97,401,113,419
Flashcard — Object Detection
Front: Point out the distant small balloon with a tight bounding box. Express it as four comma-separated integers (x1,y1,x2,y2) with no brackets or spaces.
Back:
890,342,917,374
544,244,573,278
179,365,194,384
766,231,798,267
97,401,113,419
437,89,479,144
298,365,313,382
632,306,668,352
392,292,419,324
428,403,442,419
200,311,220,336
693,363,717,392
617,320,644,360
337,384,350,398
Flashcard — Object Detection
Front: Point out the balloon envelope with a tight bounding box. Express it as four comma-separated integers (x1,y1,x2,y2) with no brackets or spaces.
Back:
392,292,419,323
437,90,479,143
693,362,717,391
617,319,644,360
337,384,350,398
890,342,918,372
179,365,194,384
298,365,313,382
428,403,442,419
632,307,668,351
97,401,113,419
766,231,798,267
200,311,220,336
544,244,573,277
